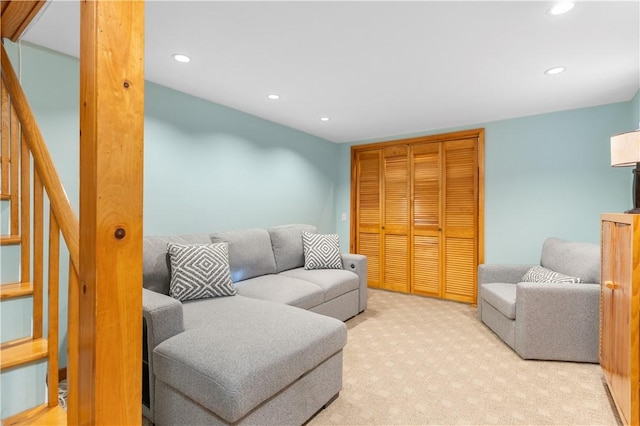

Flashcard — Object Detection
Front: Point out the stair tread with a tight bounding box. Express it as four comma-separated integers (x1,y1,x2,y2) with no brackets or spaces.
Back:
2,404,66,426
0,338,48,371
0,282,34,300
0,235,21,245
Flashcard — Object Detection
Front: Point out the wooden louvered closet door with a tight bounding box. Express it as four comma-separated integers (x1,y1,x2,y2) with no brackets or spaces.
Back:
351,129,483,304
411,143,442,297
441,139,478,303
354,150,381,288
382,146,410,293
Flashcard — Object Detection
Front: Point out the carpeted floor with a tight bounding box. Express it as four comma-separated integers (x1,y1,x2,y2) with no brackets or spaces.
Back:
310,288,620,425
132,288,620,425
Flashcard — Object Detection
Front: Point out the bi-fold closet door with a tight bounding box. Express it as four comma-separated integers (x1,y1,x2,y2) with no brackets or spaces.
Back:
352,130,483,304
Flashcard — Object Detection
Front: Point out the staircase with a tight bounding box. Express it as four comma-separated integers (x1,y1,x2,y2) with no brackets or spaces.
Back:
0,42,77,425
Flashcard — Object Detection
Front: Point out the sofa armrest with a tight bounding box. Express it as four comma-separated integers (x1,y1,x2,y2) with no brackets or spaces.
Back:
478,264,535,285
142,288,185,422
341,253,368,313
143,288,185,349
515,282,600,362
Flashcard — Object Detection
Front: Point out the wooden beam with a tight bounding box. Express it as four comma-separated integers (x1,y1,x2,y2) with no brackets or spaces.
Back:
1,1,48,41
74,1,144,424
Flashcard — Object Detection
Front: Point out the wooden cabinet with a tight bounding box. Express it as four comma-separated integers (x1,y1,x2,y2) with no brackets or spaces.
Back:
351,129,484,303
600,213,640,426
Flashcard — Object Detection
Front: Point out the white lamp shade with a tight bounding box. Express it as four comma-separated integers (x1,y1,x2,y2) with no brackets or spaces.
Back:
611,130,640,167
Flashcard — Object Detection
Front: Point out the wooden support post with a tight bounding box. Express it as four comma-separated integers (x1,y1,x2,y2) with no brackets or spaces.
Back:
74,1,144,424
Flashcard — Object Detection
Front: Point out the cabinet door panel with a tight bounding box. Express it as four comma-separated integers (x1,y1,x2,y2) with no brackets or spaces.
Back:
614,223,632,424
600,221,615,383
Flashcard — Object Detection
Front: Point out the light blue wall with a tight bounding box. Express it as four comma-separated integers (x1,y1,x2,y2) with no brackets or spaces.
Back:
631,89,640,127
336,100,636,263
6,43,339,236
144,82,338,235
0,42,338,418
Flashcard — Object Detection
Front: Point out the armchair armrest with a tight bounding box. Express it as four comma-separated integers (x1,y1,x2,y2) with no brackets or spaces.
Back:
477,264,534,319
341,253,368,313
515,282,600,362
478,264,535,285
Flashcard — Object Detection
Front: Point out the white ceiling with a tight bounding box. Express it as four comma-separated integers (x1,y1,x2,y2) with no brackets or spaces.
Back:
21,1,640,143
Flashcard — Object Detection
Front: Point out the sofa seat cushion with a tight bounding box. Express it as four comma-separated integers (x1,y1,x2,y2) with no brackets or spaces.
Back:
279,267,359,302
233,275,324,310
154,295,347,424
480,283,517,320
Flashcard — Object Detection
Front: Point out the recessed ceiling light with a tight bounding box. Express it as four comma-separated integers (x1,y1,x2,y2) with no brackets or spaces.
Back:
545,66,565,75
267,94,280,100
172,53,191,63
548,2,575,15
320,117,330,122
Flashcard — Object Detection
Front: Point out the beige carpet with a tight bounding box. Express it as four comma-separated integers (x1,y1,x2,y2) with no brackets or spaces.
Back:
310,288,620,426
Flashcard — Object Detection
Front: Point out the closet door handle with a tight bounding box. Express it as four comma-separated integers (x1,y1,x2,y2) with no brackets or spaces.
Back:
605,281,619,290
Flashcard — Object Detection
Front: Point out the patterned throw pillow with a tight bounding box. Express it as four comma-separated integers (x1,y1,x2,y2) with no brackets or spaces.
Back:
302,232,342,270
167,242,236,302
521,265,583,284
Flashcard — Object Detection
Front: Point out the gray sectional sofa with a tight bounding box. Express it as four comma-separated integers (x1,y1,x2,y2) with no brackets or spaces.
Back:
477,237,600,362
142,224,367,425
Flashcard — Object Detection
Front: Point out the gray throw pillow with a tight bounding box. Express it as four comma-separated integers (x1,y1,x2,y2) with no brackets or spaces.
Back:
302,232,342,270
522,265,582,284
167,242,236,302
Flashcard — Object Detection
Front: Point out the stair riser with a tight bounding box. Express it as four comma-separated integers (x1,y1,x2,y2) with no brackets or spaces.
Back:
1,200,10,235
1,299,34,344
0,364,48,420
0,245,20,283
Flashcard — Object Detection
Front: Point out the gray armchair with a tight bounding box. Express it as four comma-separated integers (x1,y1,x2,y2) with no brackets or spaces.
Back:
477,238,600,363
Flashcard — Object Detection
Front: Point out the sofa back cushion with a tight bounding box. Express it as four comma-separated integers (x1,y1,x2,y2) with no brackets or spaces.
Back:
540,237,600,283
268,224,317,273
143,234,212,295
210,228,277,282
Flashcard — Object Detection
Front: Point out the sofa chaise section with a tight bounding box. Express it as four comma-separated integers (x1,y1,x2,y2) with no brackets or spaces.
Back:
153,295,347,425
